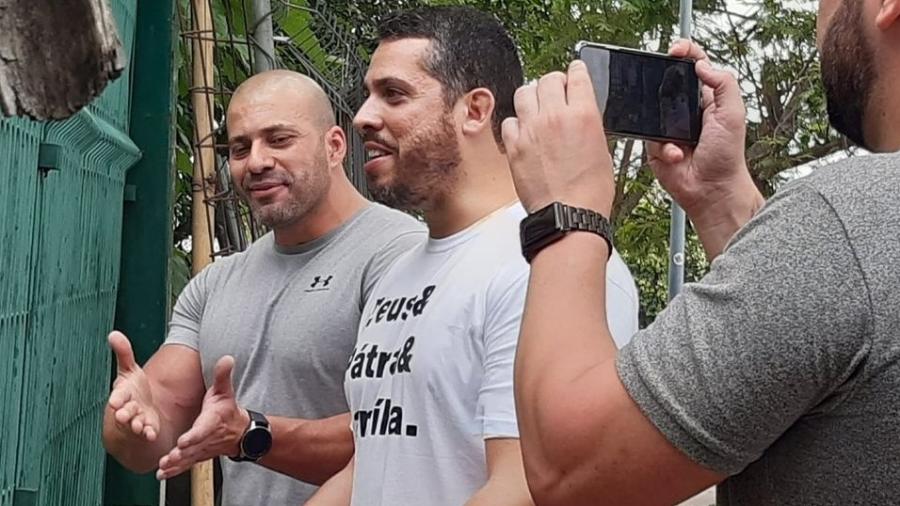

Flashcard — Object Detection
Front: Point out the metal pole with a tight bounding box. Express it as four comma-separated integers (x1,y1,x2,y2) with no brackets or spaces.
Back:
667,0,692,301
251,0,276,72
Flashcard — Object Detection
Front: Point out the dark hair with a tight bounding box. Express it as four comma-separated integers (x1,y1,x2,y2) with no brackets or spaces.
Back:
377,6,524,148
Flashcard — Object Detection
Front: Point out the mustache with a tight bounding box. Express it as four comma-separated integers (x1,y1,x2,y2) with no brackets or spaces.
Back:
361,130,398,151
241,173,292,190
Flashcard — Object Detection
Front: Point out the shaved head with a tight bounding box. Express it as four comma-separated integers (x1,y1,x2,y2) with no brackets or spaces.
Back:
228,69,336,131
226,69,348,232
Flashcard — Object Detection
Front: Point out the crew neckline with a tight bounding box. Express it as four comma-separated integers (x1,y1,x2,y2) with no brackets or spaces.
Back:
425,202,520,254
272,204,374,255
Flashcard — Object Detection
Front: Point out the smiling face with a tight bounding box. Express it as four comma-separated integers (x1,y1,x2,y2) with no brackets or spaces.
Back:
226,85,333,229
352,38,462,212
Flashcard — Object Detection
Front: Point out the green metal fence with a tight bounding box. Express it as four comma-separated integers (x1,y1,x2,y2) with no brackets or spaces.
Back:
0,1,141,504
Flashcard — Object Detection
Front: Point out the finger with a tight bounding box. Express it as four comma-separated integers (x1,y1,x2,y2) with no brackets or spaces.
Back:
647,141,686,167
662,144,686,164
701,83,715,112
564,60,601,114
212,355,236,397
669,39,710,63
513,83,538,123
143,424,158,442
114,400,140,425
157,448,188,480
536,71,567,111
108,384,133,410
695,60,742,111
108,331,137,373
501,117,520,154
130,413,147,436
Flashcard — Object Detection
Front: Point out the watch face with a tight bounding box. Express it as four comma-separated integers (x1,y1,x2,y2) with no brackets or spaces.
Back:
242,427,273,458
521,204,559,248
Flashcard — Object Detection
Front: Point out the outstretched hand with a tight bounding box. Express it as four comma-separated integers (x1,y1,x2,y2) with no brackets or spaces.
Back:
108,331,161,442
156,355,249,480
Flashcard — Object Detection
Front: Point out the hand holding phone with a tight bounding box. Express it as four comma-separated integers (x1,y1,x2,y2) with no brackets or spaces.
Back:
648,40,763,259
577,41,702,145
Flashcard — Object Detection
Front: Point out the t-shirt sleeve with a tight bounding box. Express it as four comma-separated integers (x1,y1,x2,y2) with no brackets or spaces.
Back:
477,267,529,439
165,266,212,350
616,182,872,475
360,228,426,310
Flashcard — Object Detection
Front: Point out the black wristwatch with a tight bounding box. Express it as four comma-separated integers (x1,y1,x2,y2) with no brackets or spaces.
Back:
520,202,613,263
229,410,272,463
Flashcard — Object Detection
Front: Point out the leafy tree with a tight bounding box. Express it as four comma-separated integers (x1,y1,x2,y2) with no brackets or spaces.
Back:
176,0,848,324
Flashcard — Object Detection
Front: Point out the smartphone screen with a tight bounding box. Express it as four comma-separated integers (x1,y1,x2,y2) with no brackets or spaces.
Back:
577,42,701,144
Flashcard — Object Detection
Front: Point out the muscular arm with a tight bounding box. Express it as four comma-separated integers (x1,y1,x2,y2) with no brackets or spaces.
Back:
259,413,353,484
102,342,205,473
465,439,534,506
515,235,723,506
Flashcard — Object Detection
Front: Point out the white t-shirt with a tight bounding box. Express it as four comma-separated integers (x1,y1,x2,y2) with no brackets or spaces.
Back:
345,203,639,505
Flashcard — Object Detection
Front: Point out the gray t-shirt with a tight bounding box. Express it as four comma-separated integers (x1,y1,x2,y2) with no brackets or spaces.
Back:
617,152,900,505
166,203,424,505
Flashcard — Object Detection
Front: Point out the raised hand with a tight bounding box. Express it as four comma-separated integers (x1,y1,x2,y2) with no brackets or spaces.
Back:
502,60,615,217
156,355,249,480
108,331,161,442
647,39,760,218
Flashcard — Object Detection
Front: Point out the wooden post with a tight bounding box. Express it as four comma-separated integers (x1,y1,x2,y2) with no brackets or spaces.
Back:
189,0,216,504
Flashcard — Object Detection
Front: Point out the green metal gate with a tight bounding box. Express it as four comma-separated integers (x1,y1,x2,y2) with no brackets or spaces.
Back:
0,0,141,504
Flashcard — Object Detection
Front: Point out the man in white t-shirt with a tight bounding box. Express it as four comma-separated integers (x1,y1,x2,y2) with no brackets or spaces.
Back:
308,6,638,505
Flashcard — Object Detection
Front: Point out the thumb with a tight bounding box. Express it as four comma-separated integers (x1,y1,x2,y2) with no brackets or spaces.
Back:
212,355,236,397
501,117,520,155
109,331,137,373
695,60,742,112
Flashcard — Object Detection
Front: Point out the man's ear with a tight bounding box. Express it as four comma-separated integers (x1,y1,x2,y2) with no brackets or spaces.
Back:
325,126,347,171
876,0,900,31
460,88,496,137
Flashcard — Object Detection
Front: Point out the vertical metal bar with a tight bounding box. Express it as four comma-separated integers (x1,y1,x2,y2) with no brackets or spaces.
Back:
251,0,276,73
667,0,692,301
105,0,177,504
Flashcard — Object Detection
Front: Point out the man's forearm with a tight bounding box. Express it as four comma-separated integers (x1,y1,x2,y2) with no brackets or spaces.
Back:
514,233,616,500
259,413,353,485
687,176,766,261
465,471,534,506
305,456,354,506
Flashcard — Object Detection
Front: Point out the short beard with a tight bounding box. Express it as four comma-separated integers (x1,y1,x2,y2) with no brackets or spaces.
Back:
251,197,308,229
368,112,461,211
820,0,877,149
239,145,331,230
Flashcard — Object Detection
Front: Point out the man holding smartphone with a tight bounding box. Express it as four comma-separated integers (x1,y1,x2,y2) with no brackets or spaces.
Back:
506,0,900,504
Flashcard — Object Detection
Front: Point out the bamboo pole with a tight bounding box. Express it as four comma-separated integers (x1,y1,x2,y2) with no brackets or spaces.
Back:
189,0,216,503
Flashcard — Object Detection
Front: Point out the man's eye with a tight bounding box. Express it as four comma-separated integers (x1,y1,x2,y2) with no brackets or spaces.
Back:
230,146,248,158
271,136,291,145
385,88,405,100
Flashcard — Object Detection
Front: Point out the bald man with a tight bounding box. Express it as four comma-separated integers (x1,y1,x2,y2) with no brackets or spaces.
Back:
102,70,424,504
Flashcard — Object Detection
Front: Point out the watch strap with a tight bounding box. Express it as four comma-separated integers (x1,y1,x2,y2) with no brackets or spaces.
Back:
521,202,613,263
228,409,271,463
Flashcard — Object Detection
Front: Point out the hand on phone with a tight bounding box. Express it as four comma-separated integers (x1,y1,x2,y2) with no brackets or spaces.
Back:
647,40,765,258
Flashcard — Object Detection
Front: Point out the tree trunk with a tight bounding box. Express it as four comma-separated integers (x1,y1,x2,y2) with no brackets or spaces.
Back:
0,0,124,119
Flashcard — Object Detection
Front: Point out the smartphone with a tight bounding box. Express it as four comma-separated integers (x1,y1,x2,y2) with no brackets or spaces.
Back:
576,41,701,145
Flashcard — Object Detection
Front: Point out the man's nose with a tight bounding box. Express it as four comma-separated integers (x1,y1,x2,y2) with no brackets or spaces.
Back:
353,97,384,134
246,142,274,174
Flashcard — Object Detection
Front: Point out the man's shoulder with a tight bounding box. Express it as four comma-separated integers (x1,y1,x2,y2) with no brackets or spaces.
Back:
355,203,425,234
196,232,274,278
792,152,899,203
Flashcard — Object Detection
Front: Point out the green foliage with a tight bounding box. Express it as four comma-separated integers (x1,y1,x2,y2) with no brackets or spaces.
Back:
175,0,848,325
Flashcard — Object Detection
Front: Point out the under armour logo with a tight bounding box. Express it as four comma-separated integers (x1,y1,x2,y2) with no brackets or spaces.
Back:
310,275,333,289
